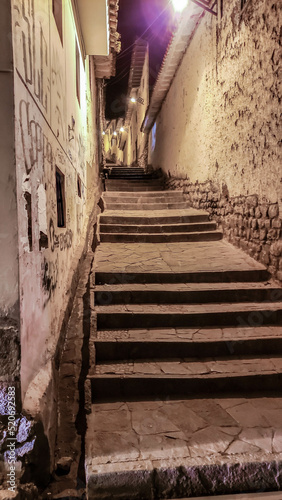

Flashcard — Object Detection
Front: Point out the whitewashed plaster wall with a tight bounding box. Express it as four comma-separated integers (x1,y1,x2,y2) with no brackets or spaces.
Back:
12,0,99,416
151,0,281,203
0,2,19,321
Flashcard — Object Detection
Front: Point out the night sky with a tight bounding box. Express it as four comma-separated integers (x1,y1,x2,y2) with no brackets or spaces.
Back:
105,0,174,119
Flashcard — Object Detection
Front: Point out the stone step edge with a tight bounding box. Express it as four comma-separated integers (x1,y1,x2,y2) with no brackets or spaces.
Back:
94,270,270,284
99,216,210,224
90,360,282,379
93,282,278,291
100,230,223,238
85,454,282,500
99,223,217,233
103,190,184,196
103,198,187,203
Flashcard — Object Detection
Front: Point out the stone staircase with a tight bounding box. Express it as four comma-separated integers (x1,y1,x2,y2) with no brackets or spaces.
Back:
85,167,282,499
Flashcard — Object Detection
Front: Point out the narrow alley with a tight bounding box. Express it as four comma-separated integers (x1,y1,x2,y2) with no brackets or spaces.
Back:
0,0,281,499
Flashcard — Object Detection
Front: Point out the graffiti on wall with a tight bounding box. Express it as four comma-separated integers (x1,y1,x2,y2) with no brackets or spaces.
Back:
14,0,49,112
19,100,53,176
49,219,73,253
51,48,65,140
42,255,58,306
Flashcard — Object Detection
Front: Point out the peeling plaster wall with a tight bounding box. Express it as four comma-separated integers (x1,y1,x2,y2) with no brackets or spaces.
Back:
151,0,281,203
11,0,100,441
0,1,20,394
0,2,19,321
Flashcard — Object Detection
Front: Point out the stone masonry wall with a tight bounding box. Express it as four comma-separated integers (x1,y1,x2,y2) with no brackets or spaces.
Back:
150,0,282,281
165,175,282,282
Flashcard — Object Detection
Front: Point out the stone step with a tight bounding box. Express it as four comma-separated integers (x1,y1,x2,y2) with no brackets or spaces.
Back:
95,302,282,330
105,168,147,171
89,355,282,402
105,178,163,183
103,190,185,198
94,282,282,305
106,175,155,180
94,326,282,361
102,195,186,204
99,211,210,225
95,269,270,285
105,185,164,192
104,202,189,210
105,169,145,172
85,395,282,499
99,230,223,243
184,495,282,500
99,222,217,234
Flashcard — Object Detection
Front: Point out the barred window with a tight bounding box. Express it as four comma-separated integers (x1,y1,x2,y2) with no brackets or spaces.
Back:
56,168,66,228
52,0,63,43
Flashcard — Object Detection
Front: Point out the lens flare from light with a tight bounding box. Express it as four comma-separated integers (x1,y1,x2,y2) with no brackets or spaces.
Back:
172,0,188,12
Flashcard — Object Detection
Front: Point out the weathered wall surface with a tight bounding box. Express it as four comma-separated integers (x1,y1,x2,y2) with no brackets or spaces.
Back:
0,3,18,316
0,1,21,399
123,48,149,167
152,0,281,201
150,0,281,277
11,0,100,450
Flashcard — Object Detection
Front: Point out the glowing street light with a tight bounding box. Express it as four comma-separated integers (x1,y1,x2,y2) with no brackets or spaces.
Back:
120,127,125,132
130,97,136,103
102,131,105,135
113,131,117,136
172,0,188,12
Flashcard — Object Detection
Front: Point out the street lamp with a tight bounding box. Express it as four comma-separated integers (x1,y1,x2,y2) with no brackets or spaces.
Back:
172,0,188,12
120,127,125,132
113,131,117,136
130,97,136,103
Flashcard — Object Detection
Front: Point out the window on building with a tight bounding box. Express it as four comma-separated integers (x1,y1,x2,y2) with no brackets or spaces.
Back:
89,58,92,92
56,168,66,228
77,175,82,198
76,40,80,105
52,0,63,43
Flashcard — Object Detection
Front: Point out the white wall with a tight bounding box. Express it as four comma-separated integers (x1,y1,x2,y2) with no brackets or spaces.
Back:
12,0,100,413
0,1,19,321
151,0,281,202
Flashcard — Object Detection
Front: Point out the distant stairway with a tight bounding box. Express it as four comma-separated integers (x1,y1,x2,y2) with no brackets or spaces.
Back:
100,167,222,243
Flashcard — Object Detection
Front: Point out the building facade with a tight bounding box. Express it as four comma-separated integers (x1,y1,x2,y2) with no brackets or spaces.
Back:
0,0,119,479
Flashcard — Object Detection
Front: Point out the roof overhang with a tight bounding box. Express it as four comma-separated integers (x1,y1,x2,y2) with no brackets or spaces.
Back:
142,2,205,133
75,0,109,56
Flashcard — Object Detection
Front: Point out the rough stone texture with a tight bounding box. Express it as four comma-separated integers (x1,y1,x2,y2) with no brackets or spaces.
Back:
164,176,282,284
0,319,20,382
151,0,281,203
40,254,94,498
